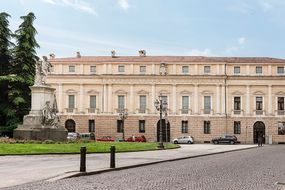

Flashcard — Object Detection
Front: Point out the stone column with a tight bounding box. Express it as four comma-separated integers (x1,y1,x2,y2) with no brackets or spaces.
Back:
130,64,134,74
246,85,250,115
79,84,84,113
152,64,156,75
268,85,272,115
172,84,176,114
129,85,134,113
221,85,225,114
194,84,199,114
108,64,112,74
103,84,107,113
108,84,112,113
194,65,198,75
216,84,220,114
151,84,156,113
172,64,176,75
59,64,63,74
246,65,250,75
80,64,84,74
268,65,272,76
58,83,62,113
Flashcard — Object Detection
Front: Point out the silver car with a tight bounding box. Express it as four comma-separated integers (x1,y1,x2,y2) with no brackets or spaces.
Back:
173,136,194,144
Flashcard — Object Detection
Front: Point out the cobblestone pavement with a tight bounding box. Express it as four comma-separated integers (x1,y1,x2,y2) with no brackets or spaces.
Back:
5,145,285,190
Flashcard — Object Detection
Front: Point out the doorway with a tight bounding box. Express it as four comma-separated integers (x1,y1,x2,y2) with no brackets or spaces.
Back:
65,119,76,132
253,121,265,144
157,119,170,142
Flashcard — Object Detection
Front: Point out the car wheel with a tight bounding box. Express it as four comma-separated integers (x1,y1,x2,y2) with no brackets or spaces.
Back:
213,141,218,144
230,141,234,145
188,141,192,144
174,141,178,144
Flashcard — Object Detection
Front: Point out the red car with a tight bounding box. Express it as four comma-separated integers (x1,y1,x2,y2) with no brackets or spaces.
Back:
126,135,146,142
96,136,115,142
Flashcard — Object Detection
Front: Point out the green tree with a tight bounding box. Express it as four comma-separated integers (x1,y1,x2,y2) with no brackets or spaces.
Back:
8,12,40,133
0,12,13,133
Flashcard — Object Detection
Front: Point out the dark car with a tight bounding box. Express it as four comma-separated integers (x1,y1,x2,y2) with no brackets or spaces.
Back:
126,135,146,142
212,135,238,144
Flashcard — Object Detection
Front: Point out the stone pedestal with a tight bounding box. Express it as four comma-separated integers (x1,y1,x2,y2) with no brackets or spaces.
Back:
13,85,67,141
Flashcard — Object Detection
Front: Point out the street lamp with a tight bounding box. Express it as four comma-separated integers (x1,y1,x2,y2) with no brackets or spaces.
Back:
119,110,128,141
154,94,168,149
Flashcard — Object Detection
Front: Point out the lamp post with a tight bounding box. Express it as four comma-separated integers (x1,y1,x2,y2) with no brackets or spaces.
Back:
154,94,168,149
119,110,128,141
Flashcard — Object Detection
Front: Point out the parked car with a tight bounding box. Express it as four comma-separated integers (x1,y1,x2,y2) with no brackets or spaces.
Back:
67,132,79,140
126,135,146,142
172,136,194,144
78,133,95,140
96,136,115,142
212,135,238,144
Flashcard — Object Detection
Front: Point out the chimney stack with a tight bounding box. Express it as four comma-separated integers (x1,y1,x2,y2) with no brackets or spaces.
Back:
76,51,81,58
139,50,146,57
49,53,55,59
111,50,116,57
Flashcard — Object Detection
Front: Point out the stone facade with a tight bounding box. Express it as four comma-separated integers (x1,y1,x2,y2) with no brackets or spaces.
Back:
46,54,285,144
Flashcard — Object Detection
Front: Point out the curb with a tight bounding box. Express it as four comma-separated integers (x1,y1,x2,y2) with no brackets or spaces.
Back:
54,146,258,181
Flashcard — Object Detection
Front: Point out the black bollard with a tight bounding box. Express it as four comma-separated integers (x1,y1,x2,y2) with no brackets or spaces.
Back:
110,145,116,168
80,146,86,172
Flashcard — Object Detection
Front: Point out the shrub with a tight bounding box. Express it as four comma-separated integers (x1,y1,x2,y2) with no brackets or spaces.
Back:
42,140,55,144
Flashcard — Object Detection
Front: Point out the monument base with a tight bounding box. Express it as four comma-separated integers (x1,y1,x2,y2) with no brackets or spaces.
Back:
13,127,67,141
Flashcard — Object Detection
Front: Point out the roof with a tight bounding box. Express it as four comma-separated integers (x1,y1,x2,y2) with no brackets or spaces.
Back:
49,56,285,63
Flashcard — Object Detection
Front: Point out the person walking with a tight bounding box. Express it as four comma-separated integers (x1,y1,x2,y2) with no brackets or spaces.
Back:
258,133,263,147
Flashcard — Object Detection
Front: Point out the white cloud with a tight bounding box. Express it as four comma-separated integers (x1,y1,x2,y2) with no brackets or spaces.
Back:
118,0,130,11
188,48,214,56
226,46,239,53
226,1,254,15
238,37,246,45
39,0,97,16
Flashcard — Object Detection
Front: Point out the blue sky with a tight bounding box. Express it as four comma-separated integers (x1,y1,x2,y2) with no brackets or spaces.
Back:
1,0,285,58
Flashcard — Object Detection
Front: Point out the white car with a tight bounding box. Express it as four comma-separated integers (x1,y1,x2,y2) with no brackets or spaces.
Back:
173,136,194,144
67,132,79,140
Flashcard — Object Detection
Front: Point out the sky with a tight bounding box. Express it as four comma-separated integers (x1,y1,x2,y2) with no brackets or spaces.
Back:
1,0,285,58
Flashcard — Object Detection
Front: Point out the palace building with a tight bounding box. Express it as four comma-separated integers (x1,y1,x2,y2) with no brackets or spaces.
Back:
46,51,285,144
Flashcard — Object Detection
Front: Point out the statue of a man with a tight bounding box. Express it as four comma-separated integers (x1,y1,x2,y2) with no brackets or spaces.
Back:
42,101,53,126
41,56,53,85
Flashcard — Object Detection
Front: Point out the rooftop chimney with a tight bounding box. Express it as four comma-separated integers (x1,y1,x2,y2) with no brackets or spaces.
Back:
49,53,55,59
111,50,116,57
139,50,146,57
76,51,81,58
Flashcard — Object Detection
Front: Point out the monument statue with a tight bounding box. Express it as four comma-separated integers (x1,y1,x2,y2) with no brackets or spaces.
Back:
14,55,67,141
35,56,53,86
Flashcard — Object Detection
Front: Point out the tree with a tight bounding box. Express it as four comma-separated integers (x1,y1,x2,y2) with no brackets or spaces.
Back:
9,12,39,133
0,12,13,132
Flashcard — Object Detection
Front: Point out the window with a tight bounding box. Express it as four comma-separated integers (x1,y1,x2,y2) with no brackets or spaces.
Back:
234,97,241,114
118,65,125,72
278,122,285,135
139,120,145,133
90,95,96,108
89,120,95,132
139,95,146,113
68,95,75,109
69,65,75,72
278,97,284,115
256,97,263,110
234,66,240,74
118,95,125,112
204,96,211,114
234,121,241,134
117,120,123,133
182,96,189,114
204,66,211,74
277,67,284,74
182,66,189,74
90,66,96,73
181,121,188,133
204,121,211,134
256,66,262,74
140,66,146,73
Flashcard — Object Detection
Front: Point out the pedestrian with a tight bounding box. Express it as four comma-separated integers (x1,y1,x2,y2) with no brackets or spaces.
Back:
258,133,263,147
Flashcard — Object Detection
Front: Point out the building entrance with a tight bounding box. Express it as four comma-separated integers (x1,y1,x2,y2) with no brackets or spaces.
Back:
65,119,76,132
253,121,265,144
157,119,170,142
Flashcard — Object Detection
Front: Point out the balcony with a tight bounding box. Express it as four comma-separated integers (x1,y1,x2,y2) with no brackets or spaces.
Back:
232,109,244,116
254,109,265,116
275,110,285,116
180,109,192,115
65,108,77,114
87,108,99,114
136,108,149,114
